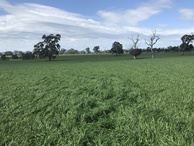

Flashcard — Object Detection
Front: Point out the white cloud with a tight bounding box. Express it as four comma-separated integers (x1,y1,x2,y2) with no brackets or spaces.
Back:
98,0,173,26
98,8,160,26
0,0,192,52
179,8,194,20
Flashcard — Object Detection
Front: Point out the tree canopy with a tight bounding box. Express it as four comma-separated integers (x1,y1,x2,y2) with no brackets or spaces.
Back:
33,34,61,60
180,34,194,55
93,46,100,54
1,54,6,60
129,49,142,59
111,41,123,55
85,47,91,54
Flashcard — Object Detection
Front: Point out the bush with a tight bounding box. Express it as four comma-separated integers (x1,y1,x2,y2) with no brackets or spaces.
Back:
130,49,142,59
12,54,19,59
22,52,35,60
1,54,6,60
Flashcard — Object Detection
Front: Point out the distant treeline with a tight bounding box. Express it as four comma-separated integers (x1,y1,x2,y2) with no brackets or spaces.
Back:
1,51,35,60
1,45,194,60
57,45,194,54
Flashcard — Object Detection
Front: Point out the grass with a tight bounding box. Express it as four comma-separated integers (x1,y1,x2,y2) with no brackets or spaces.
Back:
0,52,194,145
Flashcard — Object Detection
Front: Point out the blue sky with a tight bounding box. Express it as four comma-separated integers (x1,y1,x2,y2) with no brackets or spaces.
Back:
1,0,194,52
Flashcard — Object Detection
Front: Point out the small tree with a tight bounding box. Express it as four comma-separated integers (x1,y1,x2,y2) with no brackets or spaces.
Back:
17,51,24,58
180,34,194,55
66,48,79,54
22,52,35,60
34,34,61,60
111,41,123,55
5,51,13,56
80,50,86,54
85,47,91,54
60,48,66,54
1,54,6,60
93,46,100,54
130,49,142,59
145,30,160,59
12,54,19,59
129,34,142,59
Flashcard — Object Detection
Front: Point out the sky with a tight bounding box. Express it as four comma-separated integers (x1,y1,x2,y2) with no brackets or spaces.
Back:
1,0,194,52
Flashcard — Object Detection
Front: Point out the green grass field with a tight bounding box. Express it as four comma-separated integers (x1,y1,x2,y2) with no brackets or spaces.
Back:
0,53,194,145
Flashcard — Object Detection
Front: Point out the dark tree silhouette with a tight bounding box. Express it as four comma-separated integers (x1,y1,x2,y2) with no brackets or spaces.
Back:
93,46,100,54
1,54,6,60
180,34,194,55
34,34,61,60
111,41,123,55
85,47,91,54
60,48,66,54
130,49,142,59
22,52,35,60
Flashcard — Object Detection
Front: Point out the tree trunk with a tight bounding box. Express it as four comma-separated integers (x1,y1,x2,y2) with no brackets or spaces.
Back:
152,53,154,59
151,49,154,59
182,50,185,55
48,53,52,61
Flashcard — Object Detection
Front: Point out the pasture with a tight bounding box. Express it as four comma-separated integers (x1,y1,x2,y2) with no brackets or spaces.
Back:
0,53,194,145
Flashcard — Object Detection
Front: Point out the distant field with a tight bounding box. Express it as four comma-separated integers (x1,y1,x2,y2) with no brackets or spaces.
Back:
0,53,194,145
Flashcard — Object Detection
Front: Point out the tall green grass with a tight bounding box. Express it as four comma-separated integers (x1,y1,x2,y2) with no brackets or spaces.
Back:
0,53,194,145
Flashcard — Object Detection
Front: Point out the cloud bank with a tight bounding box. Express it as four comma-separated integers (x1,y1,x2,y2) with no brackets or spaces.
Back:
0,0,193,52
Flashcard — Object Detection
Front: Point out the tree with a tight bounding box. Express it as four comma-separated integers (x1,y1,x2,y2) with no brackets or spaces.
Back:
129,34,142,59
85,47,91,54
180,34,194,55
17,51,24,58
33,34,61,60
167,46,179,52
13,50,18,55
80,50,86,54
130,49,142,59
145,30,160,59
22,52,35,60
34,42,45,58
188,44,194,51
5,51,13,56
111,41,123,55
103,50,111,54
66,48,79,54
12,54,19,59
60,48,66,54
1,54,6,60
93,46,100,54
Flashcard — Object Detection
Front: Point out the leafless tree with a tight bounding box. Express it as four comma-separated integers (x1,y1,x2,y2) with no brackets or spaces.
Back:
145,30,160,59
129,34,140,59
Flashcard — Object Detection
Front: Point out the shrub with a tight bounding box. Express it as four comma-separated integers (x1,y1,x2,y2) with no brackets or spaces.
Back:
1,54,6,60
130,49,142,59
12,54,19,59
22,52,35,60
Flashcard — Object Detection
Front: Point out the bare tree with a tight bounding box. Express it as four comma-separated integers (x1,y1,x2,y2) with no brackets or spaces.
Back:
129,34,140,49
145,30,160,59
129,34,141,59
